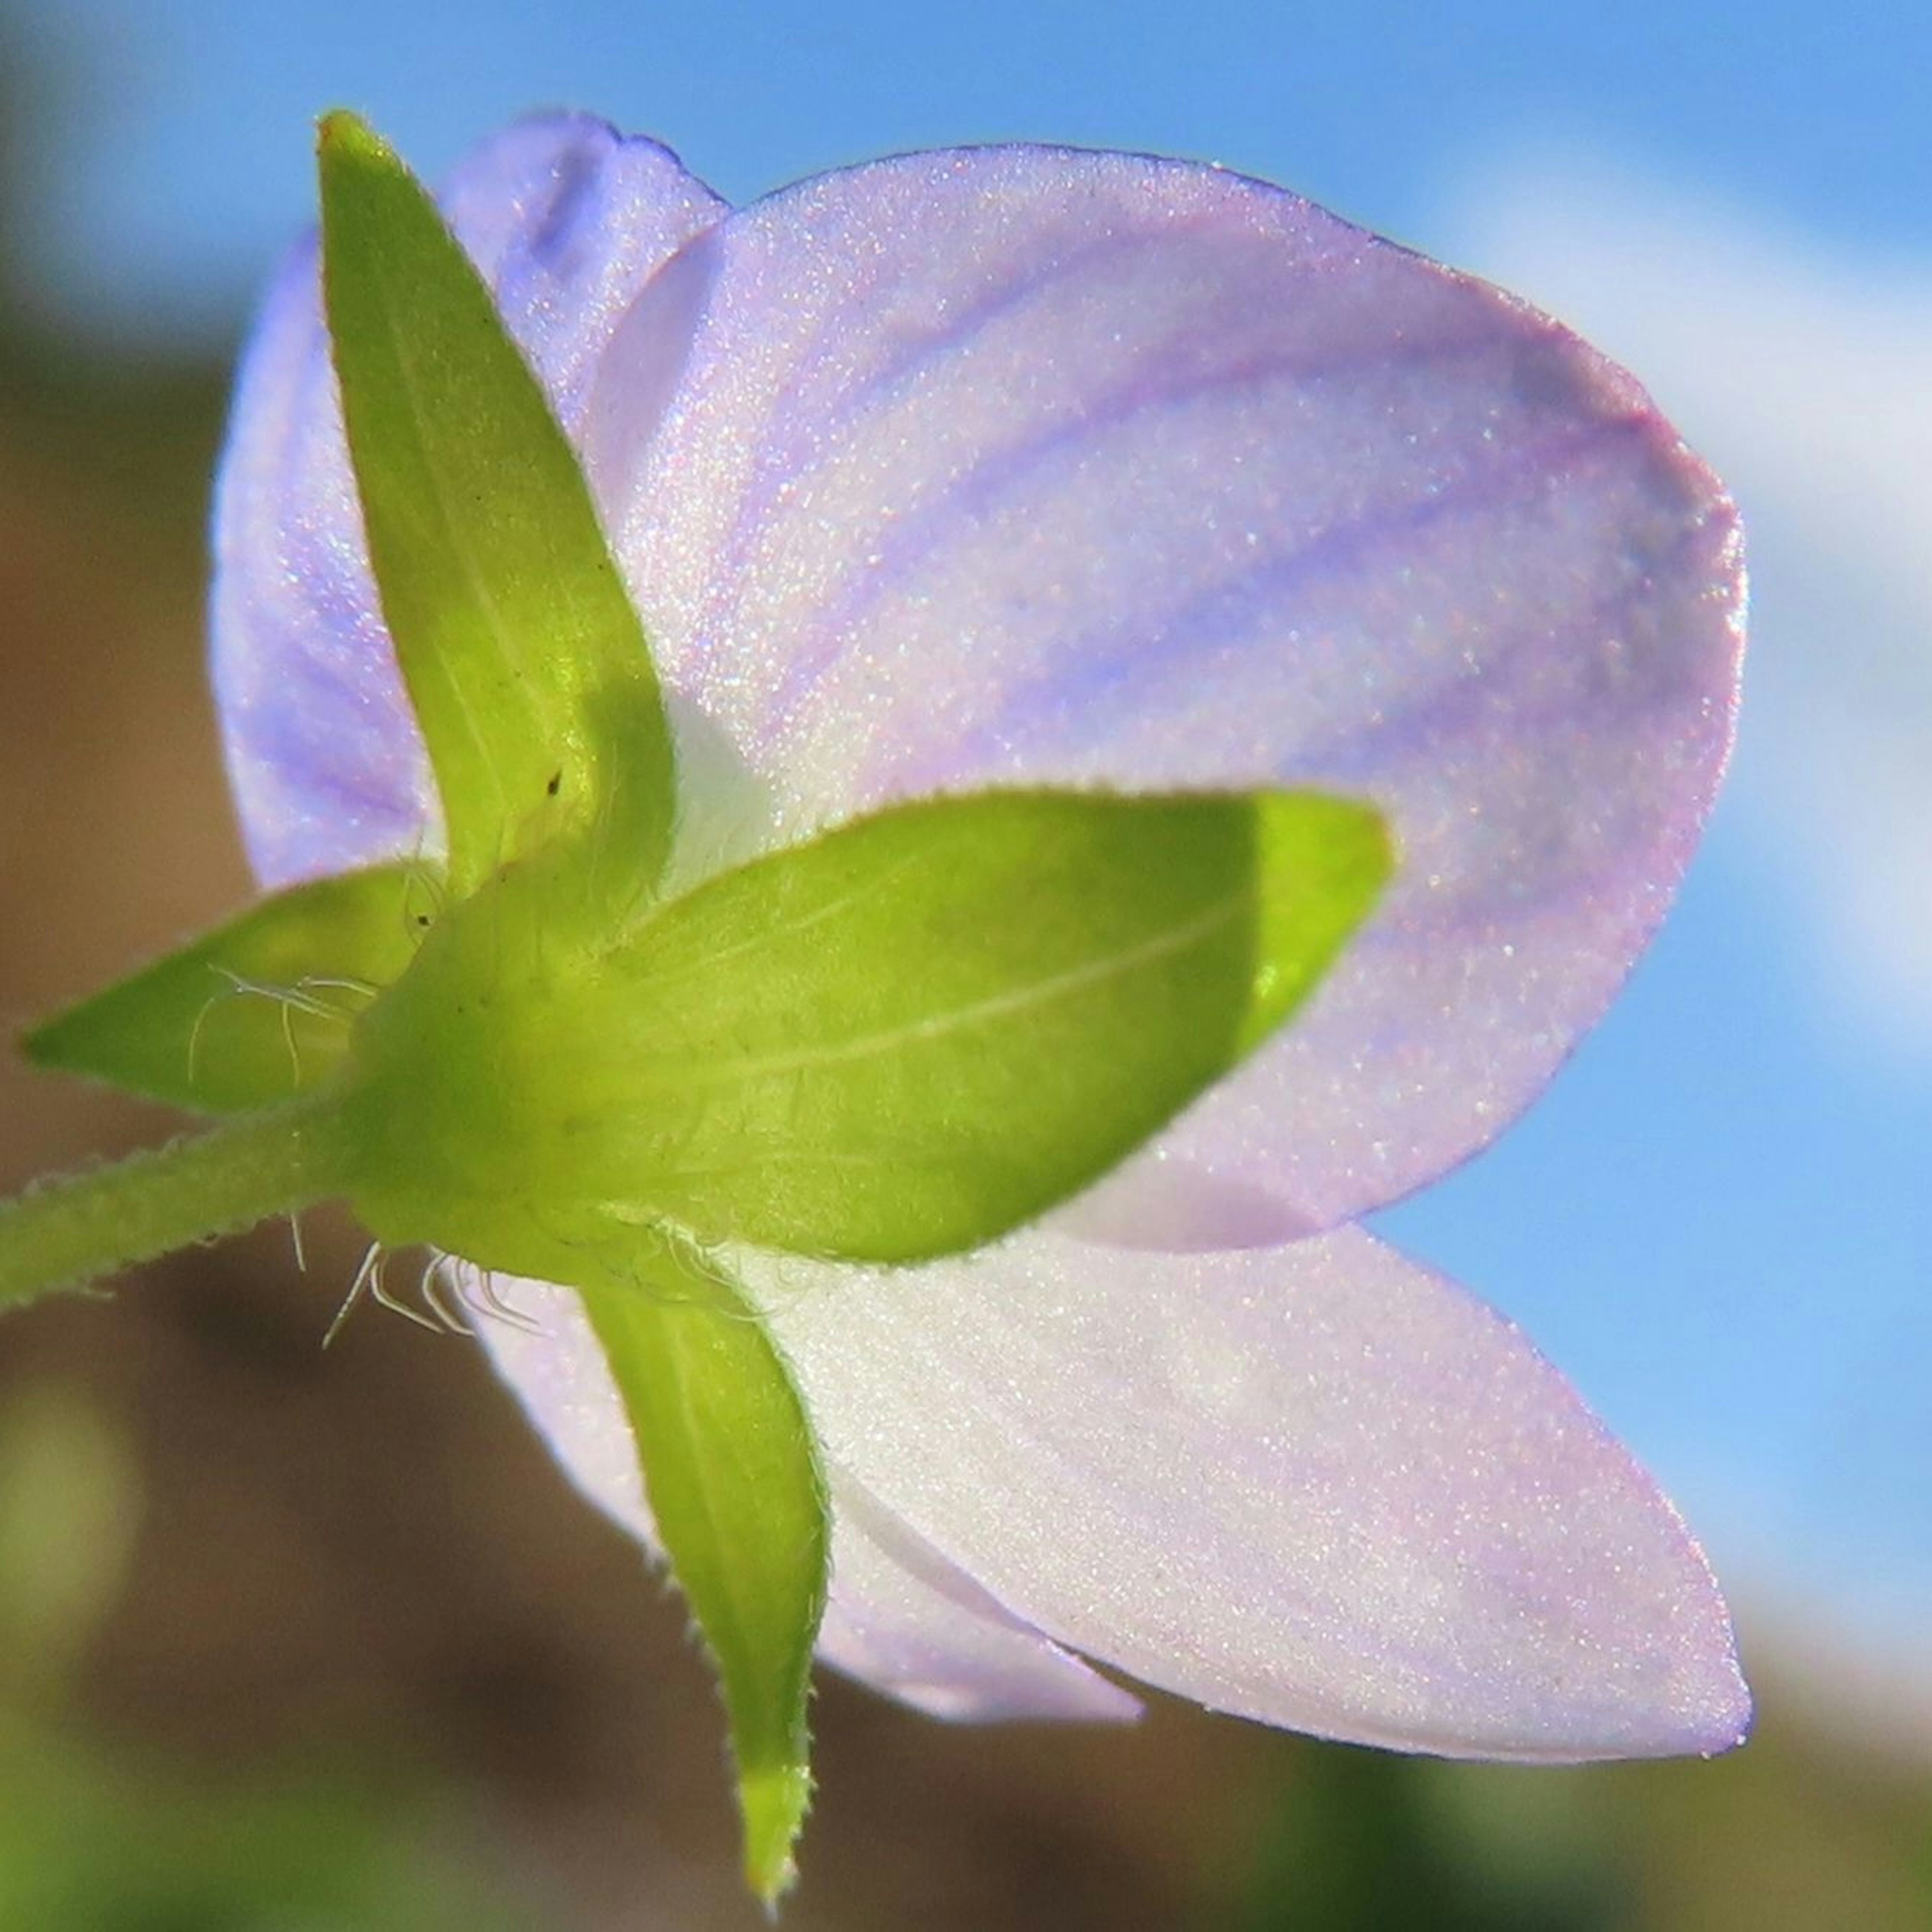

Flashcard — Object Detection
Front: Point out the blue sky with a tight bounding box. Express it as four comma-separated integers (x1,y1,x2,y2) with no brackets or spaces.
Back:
12,0,1932,1707
21,0,1932,334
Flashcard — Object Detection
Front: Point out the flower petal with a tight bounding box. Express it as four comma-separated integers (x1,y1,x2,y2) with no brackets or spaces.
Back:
476,1275,1141,1724
210,114,727,889
816,1468,1143,1724
732,1225,1749,1761
583,147,1743,1231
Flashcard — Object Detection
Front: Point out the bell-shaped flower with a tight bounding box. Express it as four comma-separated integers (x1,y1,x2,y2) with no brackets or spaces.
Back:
202,113,1745,1844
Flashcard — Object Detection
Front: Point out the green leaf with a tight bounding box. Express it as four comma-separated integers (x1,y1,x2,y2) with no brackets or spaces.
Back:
573,1233,826,1905
346,786,1390,1265
22,864,435,1113
316,111,676,905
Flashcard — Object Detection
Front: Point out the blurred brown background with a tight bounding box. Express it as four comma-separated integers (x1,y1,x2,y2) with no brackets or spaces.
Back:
3,22,1932,1932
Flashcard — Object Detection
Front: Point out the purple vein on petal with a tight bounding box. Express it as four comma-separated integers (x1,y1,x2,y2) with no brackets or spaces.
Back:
865,414,1657,800
750,328,1534,737
687,227,1164,657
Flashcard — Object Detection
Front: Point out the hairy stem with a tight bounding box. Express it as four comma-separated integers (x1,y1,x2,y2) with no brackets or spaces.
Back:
0,1097,352,1310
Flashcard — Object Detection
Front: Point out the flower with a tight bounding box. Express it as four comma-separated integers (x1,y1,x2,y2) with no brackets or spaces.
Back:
211,115,1748,1755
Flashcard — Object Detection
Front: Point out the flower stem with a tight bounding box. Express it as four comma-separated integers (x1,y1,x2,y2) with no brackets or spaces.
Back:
0,1097,353,1310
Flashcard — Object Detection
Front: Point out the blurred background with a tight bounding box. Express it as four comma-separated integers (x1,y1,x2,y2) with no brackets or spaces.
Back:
1,1,1928,1924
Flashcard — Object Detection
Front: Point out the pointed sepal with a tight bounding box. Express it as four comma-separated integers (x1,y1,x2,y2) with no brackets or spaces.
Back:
573,1235,826,1903
317,111,677,906
22,863,435,1113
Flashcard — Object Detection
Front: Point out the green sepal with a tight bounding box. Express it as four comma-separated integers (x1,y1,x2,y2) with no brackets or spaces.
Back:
573,1233,826,1905
598,787,1391,1259
21,864,436,1114
338,786,1391,1267
317,112,677,908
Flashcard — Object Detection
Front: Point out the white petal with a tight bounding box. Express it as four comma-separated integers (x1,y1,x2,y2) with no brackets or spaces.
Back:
733,1225,1749,1760
586,147,1742,1232
475,1275,1140,1724
818,1466,1142,1724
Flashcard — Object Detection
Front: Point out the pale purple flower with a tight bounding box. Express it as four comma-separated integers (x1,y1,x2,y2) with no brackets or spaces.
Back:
212,116,1748,1754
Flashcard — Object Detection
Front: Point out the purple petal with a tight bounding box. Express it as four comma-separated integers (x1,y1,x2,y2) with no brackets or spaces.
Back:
582,147,1743,1231
735,1226,1749,1761
475,1276,1141,1724
210,114,727,888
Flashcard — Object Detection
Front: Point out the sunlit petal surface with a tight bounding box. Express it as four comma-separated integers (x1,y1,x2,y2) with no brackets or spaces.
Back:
475,1234,1743,1752
479,1278,1141,1724
728,1227,1746,1759
586,149,1742,1231
211,115,726,886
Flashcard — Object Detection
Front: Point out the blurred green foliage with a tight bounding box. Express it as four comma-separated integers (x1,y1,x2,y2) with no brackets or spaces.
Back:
0,1387,539,1930
1231,1747,1624,1931
1219,1717,1932,1931
0,1717,534,1931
